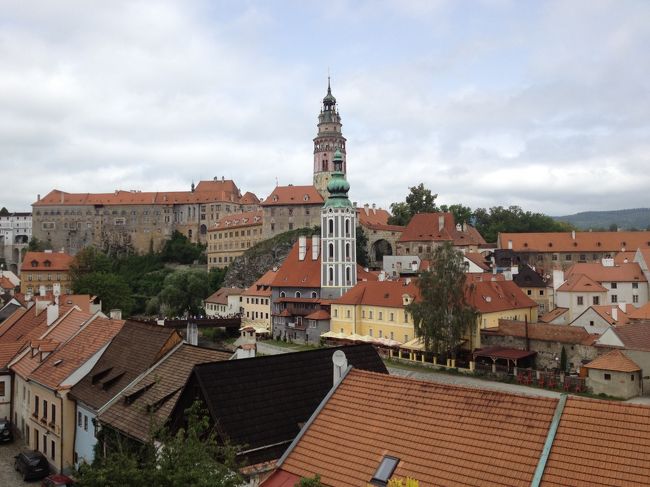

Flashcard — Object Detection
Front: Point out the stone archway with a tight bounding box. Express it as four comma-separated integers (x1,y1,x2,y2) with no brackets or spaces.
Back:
371,239,393,266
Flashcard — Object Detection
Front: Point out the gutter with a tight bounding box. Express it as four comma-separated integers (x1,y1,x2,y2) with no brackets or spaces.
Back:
531,393,568,487
276,365,352,468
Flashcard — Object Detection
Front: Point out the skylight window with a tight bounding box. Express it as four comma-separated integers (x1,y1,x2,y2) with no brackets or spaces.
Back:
370,455,400,486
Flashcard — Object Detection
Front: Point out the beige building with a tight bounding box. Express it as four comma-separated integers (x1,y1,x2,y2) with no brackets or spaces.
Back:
20,250,73,296
204,287,243,317
261,186,323,239
32,179,258,255
241,269,276,330
207,210,263,269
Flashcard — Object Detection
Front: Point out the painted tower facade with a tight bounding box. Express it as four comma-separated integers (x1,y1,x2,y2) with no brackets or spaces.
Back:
320,149,356,299
313,78,347,198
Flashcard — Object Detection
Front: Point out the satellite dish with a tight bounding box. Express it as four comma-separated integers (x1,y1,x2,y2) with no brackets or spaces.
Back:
332,350,347,367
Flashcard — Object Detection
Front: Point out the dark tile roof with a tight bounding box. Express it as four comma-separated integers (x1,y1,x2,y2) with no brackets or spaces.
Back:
170,344,387,465
513,264,548,288
70,321,182,410
98,343,232,443
0,302,21,324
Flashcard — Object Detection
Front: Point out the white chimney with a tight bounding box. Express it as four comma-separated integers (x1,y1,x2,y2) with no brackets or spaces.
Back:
438,215,445,232
298,236,307,261
612,307,618,322
601,258,614,267
311,235,320,260
378,271,386,282
332,350,348,386
46,304,59,326
571,230,576,240
364,204,369,216
110,309,122,320
39,284,46,296
35,299,50,314
372,203,376,215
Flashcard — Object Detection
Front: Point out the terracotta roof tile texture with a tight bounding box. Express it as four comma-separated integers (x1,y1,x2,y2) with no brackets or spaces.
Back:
398,212,486,246
21,251,73,271
557,274,608,293
590,305,630,325
543,397,650,486
28,316,124,389
211,210,263,231
242,269,277,297
608,322,650,351
99,344,231,443
279,369,558,487
539,307,569,323
205,287,243,305
483,320,597,346
566,262,647,283
272,240,321,288
261,185,324,206
0,307,27,338
499,231,650,253
628,302,650,320
584,350,640,372
466,280,538,313
0,342,26,371
70,321,182,410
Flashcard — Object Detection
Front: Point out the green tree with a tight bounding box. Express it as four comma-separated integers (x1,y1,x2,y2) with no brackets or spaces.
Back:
208,267,228,294
406,242,478,358
297,475,324,487
0,207,8,216
77,402,241,487
69,246,114,282
27,237,48,252
388,184,438,226
160,231,205,264
73,272,134,316
158,269,210,316
356,225,370,268
440,204,473,225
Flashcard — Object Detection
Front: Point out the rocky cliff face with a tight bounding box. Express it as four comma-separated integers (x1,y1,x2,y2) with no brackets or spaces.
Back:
223,227,318,289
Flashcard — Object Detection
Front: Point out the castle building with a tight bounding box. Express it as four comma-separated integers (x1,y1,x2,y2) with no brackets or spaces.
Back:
312,78,347,198
206,210,264,269
320,149,357,299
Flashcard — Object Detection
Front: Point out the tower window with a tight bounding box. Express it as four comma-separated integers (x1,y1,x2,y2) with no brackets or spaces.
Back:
345,243,350,260
328,219,334,235
329,243,335,260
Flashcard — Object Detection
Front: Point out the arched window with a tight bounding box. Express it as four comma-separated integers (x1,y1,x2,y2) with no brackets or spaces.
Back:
328,219,334,235
328,267,334,284
346,266,351,284
279,291,286,298
311,291,317,298
345,243,350,260
345,219,350,236
329,243,335,260
295,291,301,298
188,229,193,239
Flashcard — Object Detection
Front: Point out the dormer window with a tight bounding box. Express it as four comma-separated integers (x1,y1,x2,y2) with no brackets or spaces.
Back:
272,195,279,202
31,260,38,267
303,194,309,201
44,260,51,267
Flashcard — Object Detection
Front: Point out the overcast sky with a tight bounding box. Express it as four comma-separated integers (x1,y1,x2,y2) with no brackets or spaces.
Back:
1,0,649,215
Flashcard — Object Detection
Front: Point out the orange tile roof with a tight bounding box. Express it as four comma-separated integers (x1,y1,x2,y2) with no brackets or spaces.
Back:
584,349,640,372
0,343,25,371
0,305,48,346
356,207,404,232
398,212,486,246
483,319,597,346
204,287,243,305
498,231,650,253
566,262,647,283
21,251,73,272
335,280,420,308
261,185,323,206
0,307,26,338
243,269,278,297
544,397,650,486
239,191,260,205
590,305,630,325
627,302,650,321
605,321,650,351
276,369,558,486
556,274,607,293
466,280,538,313
304,310,330,320
614,251,636,264
539,307,569,323
0,277,14,290
28,316,124,390
465,252,491,271
34,180,242,207
272,240,322,288
210,210,263,231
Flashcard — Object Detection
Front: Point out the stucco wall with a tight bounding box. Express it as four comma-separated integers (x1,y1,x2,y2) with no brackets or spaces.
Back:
587,368,641,399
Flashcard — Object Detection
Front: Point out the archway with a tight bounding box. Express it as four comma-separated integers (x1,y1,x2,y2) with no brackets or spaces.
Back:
371,239,393,264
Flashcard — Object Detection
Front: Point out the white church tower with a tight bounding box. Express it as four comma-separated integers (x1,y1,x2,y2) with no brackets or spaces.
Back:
320,149,356,299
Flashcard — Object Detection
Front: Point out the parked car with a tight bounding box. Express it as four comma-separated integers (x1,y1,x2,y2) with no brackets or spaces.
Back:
0,418,12,443
13,450,50,481
42,474,75,487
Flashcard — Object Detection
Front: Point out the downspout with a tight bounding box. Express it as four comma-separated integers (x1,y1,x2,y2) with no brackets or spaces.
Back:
531,393,568,487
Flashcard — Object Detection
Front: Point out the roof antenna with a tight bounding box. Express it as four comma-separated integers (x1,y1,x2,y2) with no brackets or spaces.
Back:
275,176,279,187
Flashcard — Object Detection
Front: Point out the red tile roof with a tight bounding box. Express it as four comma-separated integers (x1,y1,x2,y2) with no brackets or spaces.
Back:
239,191,260,205
275,369,558,486
304,310,330,320
614,251,636,264
34,181,243,207
335,280,419,308
483,319,597,345
272,240,322,288
204,287,243,305
605,321,650,351
398,212,486,246
566,262,647,283
21,251,73,272
466,280,538,313
584,349,640,372
465,252,490,271
28,316,124,390
557,274,607,293
210,210,263,231
498,231,650,253
539,307,569,323
0,277,14,290
243,269,277,297
0,307,27,338
590,305,630,325
356,207,404,232
261,186,323,206
627,302,650,321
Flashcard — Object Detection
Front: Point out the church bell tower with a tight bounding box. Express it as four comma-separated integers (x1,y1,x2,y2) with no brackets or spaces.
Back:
313,78,347,198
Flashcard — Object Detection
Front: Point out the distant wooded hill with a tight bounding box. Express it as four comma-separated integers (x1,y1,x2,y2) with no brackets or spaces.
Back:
554,208,650,230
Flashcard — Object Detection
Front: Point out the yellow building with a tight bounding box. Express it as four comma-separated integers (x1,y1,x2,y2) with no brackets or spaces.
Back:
207,210,263,269
330,279,538,350
241,269,277,330
20,251,73,296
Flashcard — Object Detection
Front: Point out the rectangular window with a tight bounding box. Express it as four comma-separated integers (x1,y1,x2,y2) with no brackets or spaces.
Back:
633,295,639,303
378,312,383,320
43,434,47,455
84,415,88,431
565,254,572,261
539,290,544,296
369,329,373,337
527,289,532,295
346,309,351,318
633,282,639,289
593,296,600,305
389,313,394,322
34,395,39,416
43,399,47,419
51,404,56,425
604,373,611,381
0,382,4,396
611,282,618,289
378,330,383,338
369,311,373,319
577,296,584,305
612,295,618,303
404,334,409,342
51,440,55,461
